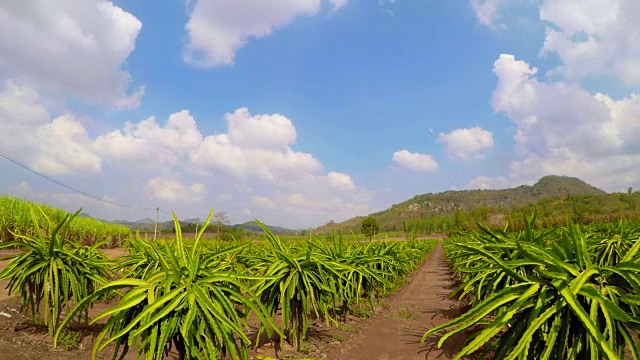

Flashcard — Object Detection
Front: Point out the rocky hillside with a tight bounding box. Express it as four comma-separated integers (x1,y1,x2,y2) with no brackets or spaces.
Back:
316,175,608,233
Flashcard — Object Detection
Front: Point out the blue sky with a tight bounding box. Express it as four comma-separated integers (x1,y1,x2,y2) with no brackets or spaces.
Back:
1,0,639,228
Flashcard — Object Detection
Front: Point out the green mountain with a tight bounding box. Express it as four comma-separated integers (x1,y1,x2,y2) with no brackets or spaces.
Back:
315,175,613,234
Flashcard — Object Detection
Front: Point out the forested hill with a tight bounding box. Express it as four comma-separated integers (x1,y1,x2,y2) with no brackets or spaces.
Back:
315,175,622,234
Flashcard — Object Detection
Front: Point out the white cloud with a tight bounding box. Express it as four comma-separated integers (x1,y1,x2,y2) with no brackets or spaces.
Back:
8,181,32,195
95,110,203,170
224,165,373,226
467,175,510,190
0,82,101,175
240,167,372,226
191,108,323,181
329,0,349,12
252,196,276,209
1,96,370,227
327,172,356,191
96,107,330,186
102,107,370,227
184,0,322,67
277,192,371,224
94,107,353,192
0,82,50,127
32,115,102,175
487,53,640,191
226,108,297,150
145,176,205,202
470,0,505,28
392,150,439,172
438,127,494,159
183,0,350,67
0,0,143,108
540,0,640,85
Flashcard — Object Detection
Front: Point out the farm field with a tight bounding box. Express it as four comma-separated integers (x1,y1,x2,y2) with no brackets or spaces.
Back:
0,200,638,359
0,240,461,360
1,1,637,358
0,206,452,360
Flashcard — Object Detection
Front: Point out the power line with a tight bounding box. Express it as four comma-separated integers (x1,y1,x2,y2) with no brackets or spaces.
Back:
0,150,159,212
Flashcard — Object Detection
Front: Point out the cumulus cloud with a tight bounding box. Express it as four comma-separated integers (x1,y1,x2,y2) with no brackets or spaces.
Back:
183,0,349,67
96,107,333,186
252,196,276,209
540,0,640,85
467,175,511,190
285,192,368,213
226,108,297,150
0,82,101,175
242,168,372,226
486,54,640,191
32,115,102,175
438,127,494,159
470,0,505,28
260,191,370,225
329,0,349,12
191,108,323,181
94,107,346,190
145,176,205,201
392,150,439,172
327,172,356,191
105,107,370,226
1,95,369,227
184,0,321,67
95,110,203,170
0,0,143,108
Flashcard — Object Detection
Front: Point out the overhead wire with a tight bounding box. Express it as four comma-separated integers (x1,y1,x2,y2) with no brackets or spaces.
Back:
0,150,162,212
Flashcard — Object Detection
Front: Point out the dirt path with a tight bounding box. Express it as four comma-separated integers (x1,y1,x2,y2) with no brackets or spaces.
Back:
323,241,466,360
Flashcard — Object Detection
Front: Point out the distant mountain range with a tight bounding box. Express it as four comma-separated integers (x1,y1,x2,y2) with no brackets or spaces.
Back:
106,217,296,234
314,175,617,233
232,221,297,235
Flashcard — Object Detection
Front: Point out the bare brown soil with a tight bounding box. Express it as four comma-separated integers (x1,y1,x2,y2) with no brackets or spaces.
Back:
0,249,21,301
320,241,465,360
0,299,143,360
0,248,137,360
0,242,465,360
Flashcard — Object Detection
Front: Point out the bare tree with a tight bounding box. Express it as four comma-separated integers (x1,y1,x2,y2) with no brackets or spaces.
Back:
213,211,230,236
